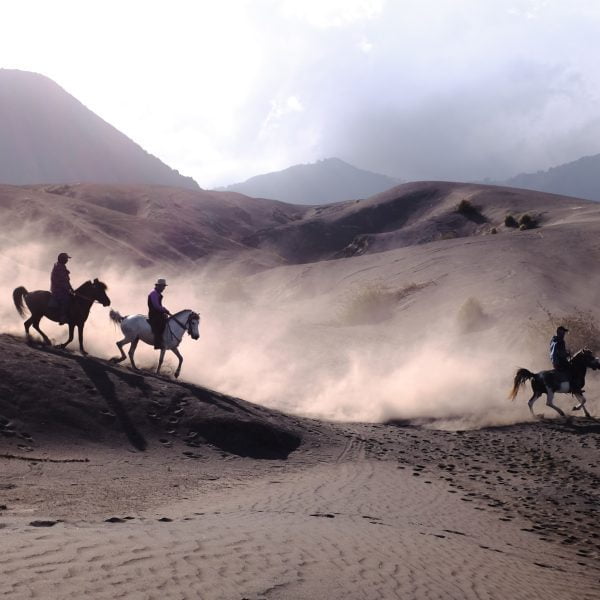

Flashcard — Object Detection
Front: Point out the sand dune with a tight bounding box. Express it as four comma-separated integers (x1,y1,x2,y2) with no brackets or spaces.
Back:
1,336,600,598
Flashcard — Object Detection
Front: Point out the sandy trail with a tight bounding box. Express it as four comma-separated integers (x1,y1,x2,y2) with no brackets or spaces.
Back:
3,434,597,600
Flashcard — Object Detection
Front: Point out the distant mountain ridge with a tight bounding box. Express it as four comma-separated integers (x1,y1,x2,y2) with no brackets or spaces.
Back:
0,69,199,190
504,153,600,201
218,157,401,204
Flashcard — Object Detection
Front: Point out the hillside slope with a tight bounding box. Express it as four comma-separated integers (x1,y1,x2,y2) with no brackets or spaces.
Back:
243,181,600,263
0,183,306,267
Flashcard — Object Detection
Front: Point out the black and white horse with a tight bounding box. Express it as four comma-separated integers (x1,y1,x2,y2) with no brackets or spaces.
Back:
109,309,200,378
509,349,600,418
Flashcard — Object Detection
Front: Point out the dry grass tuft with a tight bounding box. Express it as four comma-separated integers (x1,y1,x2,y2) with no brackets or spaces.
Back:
531,306,600,353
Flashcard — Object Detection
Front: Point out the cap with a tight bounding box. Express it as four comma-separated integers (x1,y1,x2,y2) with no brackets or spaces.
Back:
155,278,168,286
57,252,71,261
557,326,569,333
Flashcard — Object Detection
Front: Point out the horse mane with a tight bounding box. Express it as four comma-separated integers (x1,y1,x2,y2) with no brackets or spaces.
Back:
75,279,108,292
571,348,594,363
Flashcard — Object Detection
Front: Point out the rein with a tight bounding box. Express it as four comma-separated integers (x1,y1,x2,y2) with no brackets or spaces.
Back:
72,292,98,304
166,312,192,344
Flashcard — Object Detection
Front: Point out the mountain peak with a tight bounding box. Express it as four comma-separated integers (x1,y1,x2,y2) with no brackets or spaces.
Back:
504,153,600,201
0,69,199,190
219,158,402,204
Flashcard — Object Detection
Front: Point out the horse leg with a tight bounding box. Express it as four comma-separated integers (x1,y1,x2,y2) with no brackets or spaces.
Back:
528,392,541,417
572,393,592,418
32,318,51,345
545,389,566,418
111,338,129,363
128,338,140,371
172,347,183,379
57,323,75,350
77,323,87,355
24,316,33,338
156,349,166,375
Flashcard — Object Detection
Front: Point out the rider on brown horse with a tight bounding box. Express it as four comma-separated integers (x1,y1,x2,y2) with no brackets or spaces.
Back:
148,278,171,349
51,252,74,325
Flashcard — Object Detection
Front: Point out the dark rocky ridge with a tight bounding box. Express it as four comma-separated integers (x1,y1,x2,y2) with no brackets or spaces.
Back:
0,334,316,459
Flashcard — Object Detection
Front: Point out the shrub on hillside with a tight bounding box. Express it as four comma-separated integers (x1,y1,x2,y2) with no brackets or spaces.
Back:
504,214,518,228
456,198,487,223
457,199,477,215
518,213,536,230
530,306,600,353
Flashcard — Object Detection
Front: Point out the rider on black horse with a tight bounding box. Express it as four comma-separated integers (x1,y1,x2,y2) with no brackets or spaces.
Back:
51,252,74,325
148,278,171,349
550,325,583,393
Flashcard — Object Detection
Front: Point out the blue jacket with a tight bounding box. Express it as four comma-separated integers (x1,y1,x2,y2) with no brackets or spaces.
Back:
549,335,569,365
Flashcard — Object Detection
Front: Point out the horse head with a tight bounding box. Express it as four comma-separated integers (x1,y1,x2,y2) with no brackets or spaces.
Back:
186,310,200,340
572,348,600,370
91,278,111,307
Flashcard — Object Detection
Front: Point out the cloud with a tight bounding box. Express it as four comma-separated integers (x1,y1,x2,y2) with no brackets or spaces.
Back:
3,1,600,186
280,0,385,28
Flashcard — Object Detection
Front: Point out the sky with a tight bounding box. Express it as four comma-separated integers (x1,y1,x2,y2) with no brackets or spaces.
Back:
3,0,600,188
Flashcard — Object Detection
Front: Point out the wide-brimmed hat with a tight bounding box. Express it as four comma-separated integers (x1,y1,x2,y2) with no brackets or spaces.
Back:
155,278,168,286
557,326,569,333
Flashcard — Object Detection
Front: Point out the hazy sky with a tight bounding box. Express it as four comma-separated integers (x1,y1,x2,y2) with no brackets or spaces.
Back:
3,0,600,187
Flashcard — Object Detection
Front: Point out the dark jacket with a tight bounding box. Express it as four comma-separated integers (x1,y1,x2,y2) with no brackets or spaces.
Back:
148,290,168,322
51,263,72,298
549,335,569,369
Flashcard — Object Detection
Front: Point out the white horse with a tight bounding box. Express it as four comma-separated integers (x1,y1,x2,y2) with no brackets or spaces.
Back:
109,309,200,378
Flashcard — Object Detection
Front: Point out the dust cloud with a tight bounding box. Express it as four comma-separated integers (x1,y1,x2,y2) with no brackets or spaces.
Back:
0,234,567,430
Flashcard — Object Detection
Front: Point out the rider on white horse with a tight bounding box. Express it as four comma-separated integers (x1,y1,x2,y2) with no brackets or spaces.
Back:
148,278,171,349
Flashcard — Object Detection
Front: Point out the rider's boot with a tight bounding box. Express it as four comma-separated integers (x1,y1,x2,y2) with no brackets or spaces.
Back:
153,333,162,350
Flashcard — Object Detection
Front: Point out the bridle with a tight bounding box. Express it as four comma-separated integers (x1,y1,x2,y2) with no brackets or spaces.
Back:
167,311,199,343
71,281,107,305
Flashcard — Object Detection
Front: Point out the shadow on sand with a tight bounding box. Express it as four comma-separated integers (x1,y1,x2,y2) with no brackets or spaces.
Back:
76,358,149,451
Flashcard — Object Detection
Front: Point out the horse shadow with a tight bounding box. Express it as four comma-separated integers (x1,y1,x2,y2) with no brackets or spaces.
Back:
35,345,149,450
541,416,600,435
76,357,150,451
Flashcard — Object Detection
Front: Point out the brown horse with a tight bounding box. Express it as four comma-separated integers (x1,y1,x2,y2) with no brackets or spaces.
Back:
13,279,111,355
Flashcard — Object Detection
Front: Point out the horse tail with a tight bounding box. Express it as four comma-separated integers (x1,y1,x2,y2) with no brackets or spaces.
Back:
508,368,535,401
109,309,125,325
13,286,29,318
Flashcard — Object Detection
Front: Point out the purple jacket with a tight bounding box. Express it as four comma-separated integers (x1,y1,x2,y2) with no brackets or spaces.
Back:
51,263,72,297
148,289,169,317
